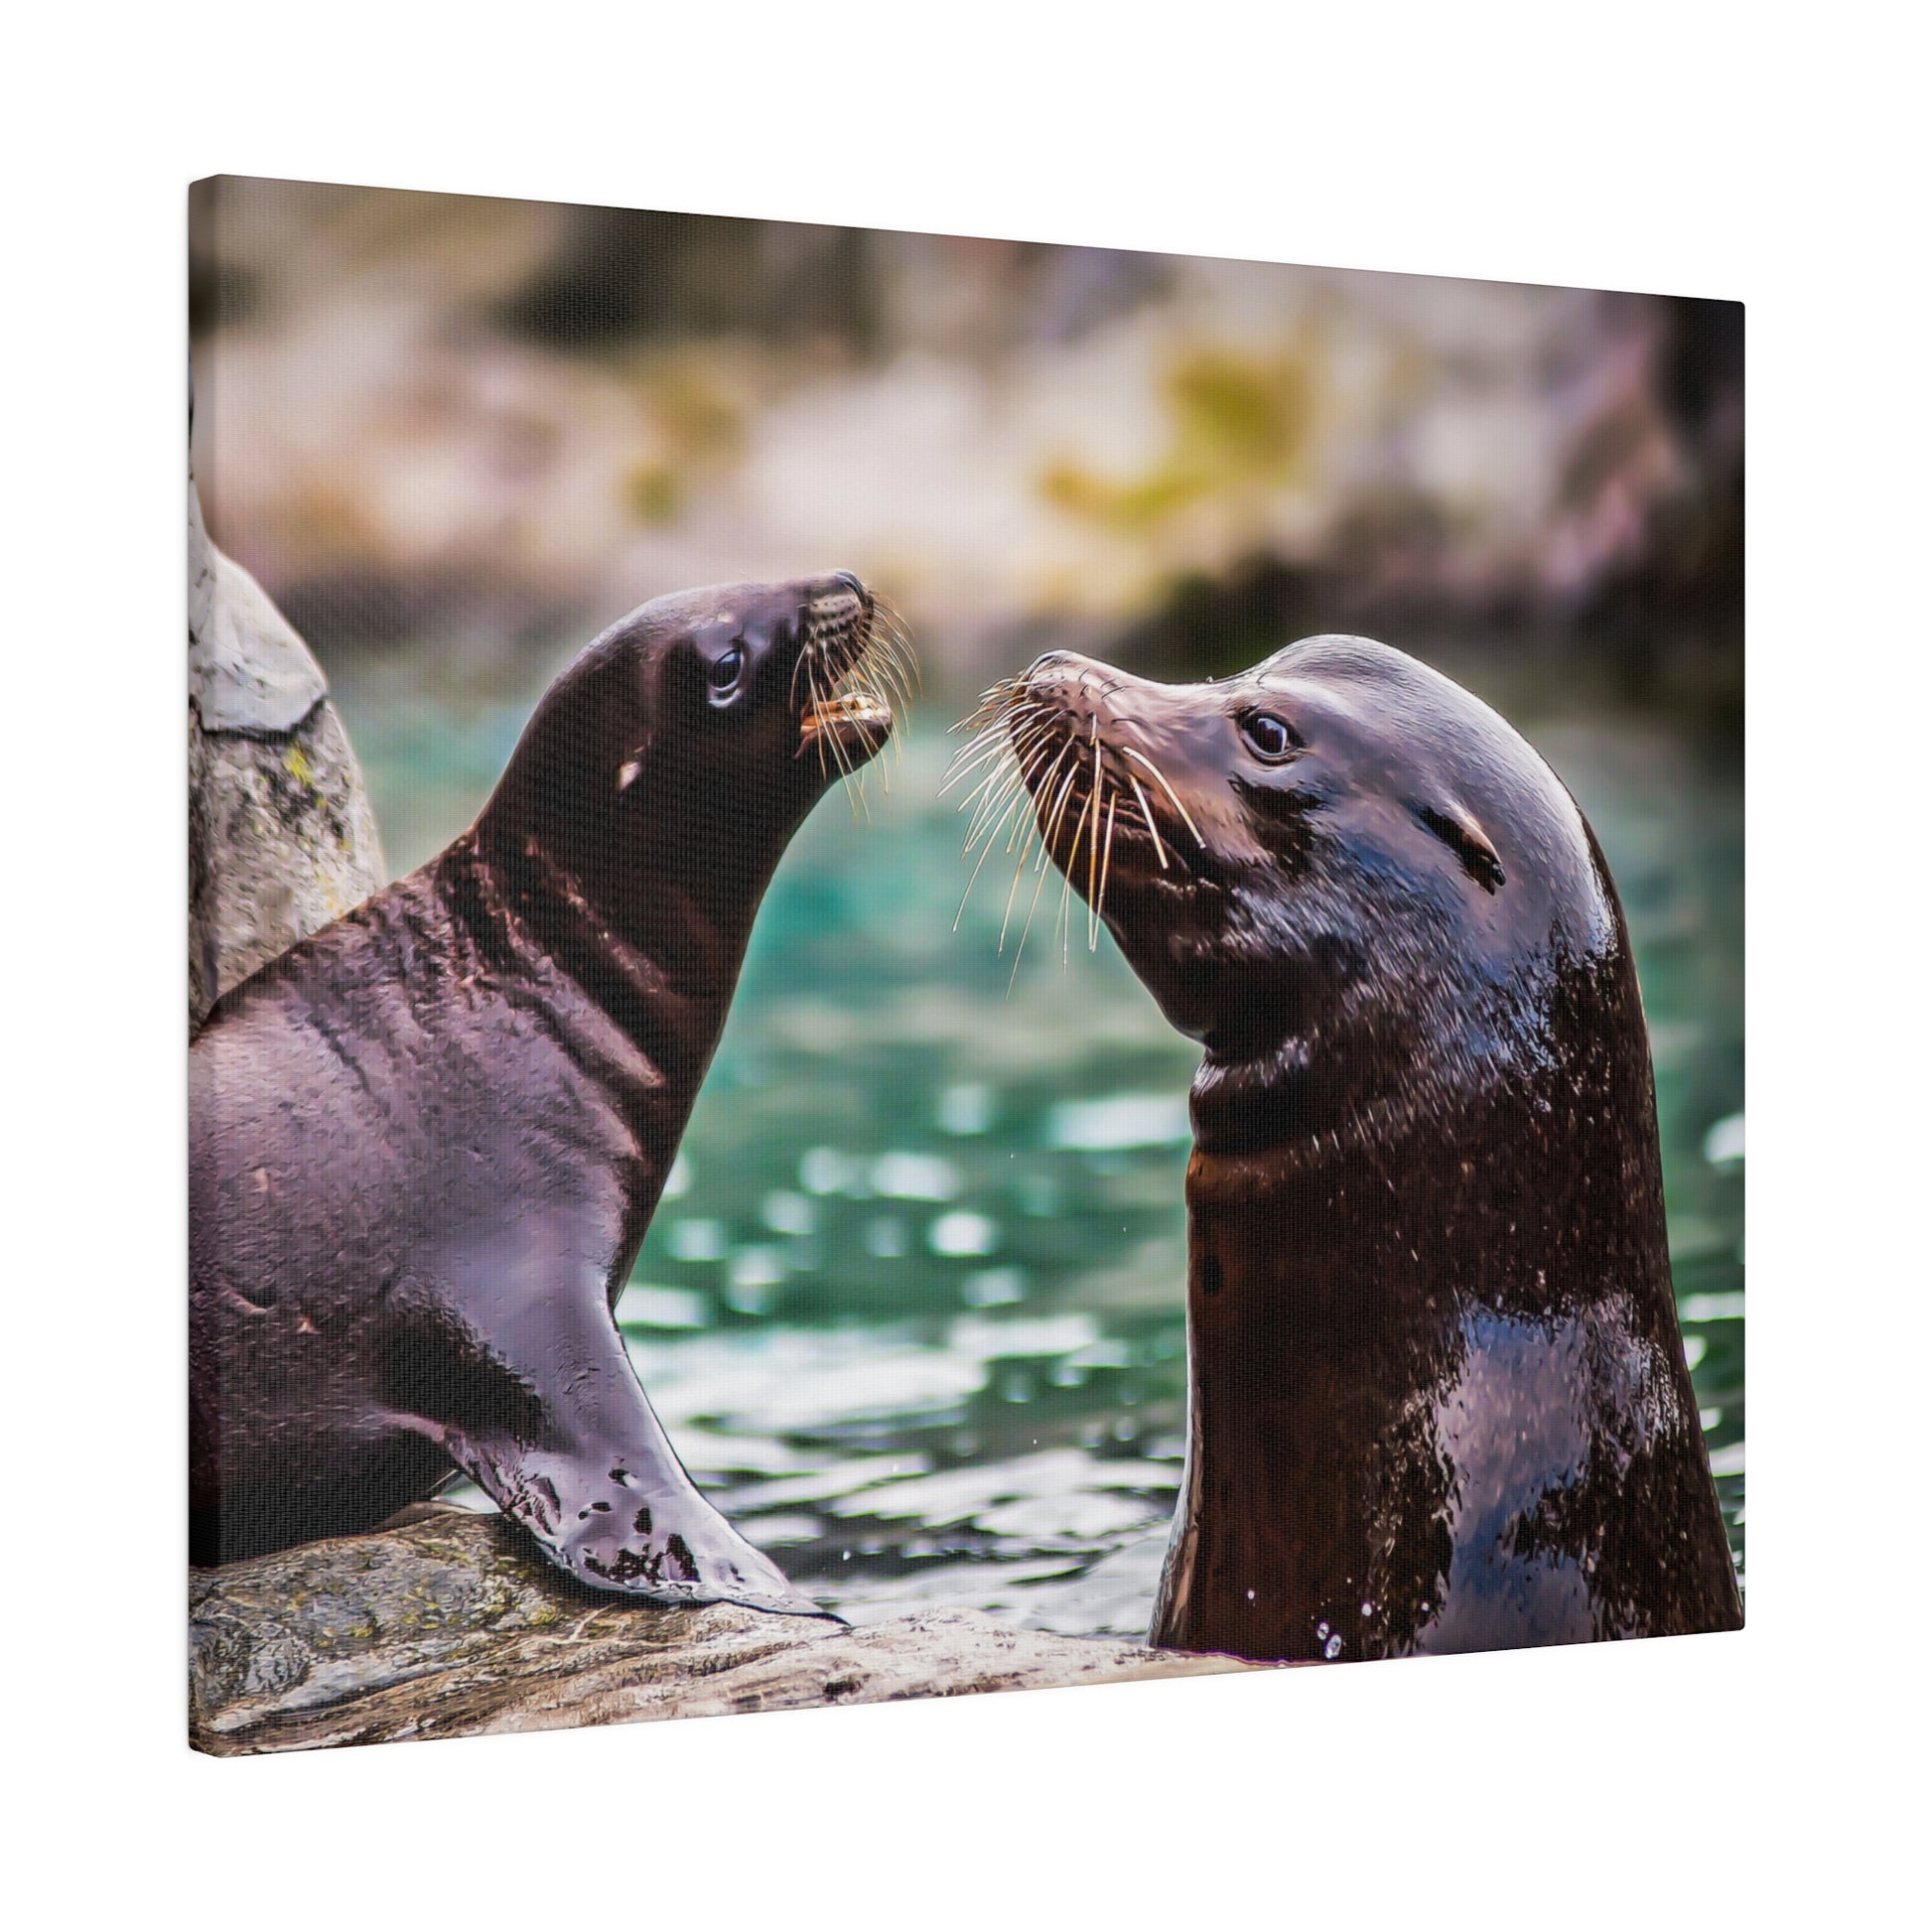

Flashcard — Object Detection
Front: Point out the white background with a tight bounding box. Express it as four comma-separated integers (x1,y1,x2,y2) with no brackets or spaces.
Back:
5,4,1923,1924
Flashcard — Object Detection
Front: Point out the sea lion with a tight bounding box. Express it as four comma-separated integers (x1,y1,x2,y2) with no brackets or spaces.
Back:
191,573,910,1612
950,636,1741,1661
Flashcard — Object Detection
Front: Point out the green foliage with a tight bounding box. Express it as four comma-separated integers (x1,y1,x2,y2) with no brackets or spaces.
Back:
1040,343,1319,533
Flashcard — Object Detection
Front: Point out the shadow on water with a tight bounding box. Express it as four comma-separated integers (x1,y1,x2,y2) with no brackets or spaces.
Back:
336,667,1744,1636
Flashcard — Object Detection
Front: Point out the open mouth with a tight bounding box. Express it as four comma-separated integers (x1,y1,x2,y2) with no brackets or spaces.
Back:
800,685,896,752
794,587,914,776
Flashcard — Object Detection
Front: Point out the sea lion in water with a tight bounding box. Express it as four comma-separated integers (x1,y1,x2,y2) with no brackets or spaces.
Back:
192,573,910,1611
951,636,1741,1661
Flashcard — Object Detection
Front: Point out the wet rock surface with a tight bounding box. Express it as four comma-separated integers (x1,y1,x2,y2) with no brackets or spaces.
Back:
188,1511,1253,1754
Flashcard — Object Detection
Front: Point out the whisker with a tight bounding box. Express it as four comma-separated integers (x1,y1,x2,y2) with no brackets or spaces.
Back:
888,634,923,700
1018,733,1072,832
991,731,1065,868
949,678,1019,735
954,784,1032,929
959,733,1043,850
1089,750,1105,946
962,764,1029,855
1059,787,1093,967
1007,735,1083,978
824,669,867,818
1010,824,1057,987
956,729,1054,887
1085,734,1102,949
943,717,1005,762
998,816,1039,954
1095,788,1118,945
939,734,1017,795
811,663,831,782
873,599,921,690
1036,759,1080,874
871,632,915,762
1006,790,1039,854
955,754,1017,823
957,696,1044,751
1008,725,1062,806
960,719,1045,809
1122,746,1205,848
1126,771,1169,869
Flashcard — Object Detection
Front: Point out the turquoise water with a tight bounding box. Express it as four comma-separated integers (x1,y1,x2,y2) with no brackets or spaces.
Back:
338,670,1744,1634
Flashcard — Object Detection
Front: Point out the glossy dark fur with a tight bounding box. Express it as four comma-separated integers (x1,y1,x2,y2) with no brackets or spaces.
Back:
1000,636,1741,1661
191,574,895,1612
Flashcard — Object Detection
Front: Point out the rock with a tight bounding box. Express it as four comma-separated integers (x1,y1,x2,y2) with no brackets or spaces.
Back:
189,1512,1253,1754
188,476,383,1033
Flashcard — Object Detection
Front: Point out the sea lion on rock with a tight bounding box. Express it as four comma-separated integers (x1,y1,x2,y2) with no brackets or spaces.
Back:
192,573,910,1612
950,636,1741,1661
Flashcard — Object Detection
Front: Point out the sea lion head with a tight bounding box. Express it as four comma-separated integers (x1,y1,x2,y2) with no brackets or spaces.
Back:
479,572,909,924
963,635,1622,1149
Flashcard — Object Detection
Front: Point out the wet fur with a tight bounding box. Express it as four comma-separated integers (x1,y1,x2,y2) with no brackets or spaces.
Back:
192,575,899,1613
966,635,1741,1661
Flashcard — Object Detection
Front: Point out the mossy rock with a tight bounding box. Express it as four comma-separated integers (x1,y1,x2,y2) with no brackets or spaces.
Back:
189,1512,1252,1754
188,477,384,1032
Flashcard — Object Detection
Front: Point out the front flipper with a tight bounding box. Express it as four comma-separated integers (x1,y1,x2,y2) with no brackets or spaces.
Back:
450,1413,823,1617
408,1233,829,1618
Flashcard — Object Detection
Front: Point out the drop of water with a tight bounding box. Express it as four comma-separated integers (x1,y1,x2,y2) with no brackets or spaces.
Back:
1361,1600,1375,1618
1324,1634,1343,1660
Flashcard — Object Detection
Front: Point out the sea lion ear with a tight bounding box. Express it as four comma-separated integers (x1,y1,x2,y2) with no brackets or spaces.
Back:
1415,800,1505,894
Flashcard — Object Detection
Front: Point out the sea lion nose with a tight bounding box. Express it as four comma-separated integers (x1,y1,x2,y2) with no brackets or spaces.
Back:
807,570,865,604
801,571,868,626
1024,650,1110,714
1025,649,1084,691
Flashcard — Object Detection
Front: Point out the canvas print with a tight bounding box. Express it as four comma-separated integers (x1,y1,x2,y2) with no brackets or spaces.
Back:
187,178,1744,1753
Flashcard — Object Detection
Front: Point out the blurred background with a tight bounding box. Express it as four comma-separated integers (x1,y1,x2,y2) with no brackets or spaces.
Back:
190,178,1743,1629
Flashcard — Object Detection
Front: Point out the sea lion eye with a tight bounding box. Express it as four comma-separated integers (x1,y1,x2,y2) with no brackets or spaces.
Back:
708,644,746,698
1241,712,1299,761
